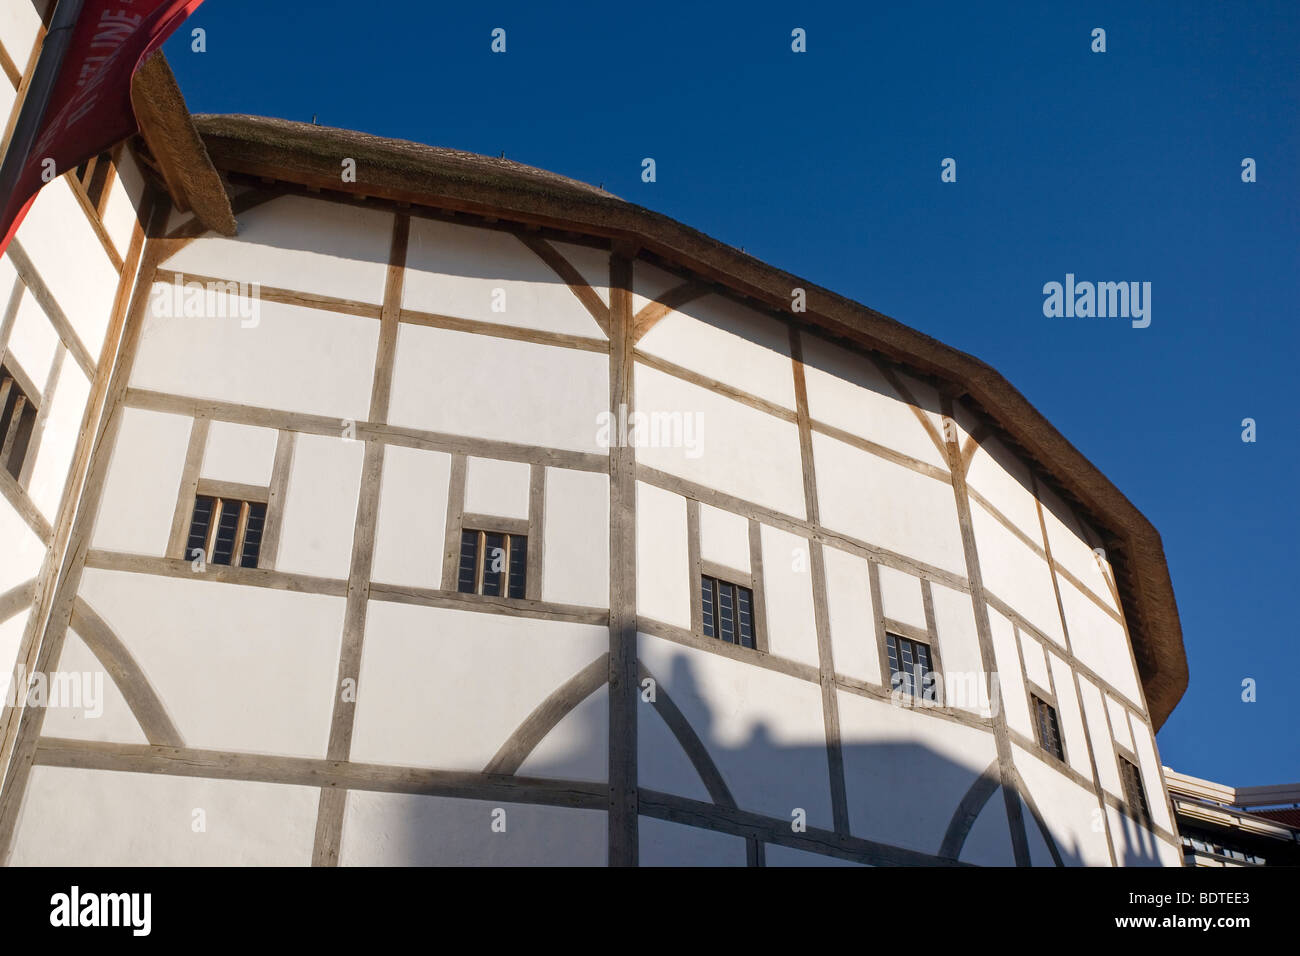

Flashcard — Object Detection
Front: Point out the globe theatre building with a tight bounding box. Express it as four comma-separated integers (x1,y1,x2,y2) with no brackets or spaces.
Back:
0,24,1188,866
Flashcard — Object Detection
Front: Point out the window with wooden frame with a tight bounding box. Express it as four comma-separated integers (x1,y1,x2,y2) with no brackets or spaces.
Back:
0,364,38,480
1117,754,1151,824
457,528,527,599
185,494,268,568
886,632,939,702
1031,693,1065,761
700,574,756,648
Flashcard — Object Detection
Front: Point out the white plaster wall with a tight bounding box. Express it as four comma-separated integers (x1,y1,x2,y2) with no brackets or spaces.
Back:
27,360,90,520
79,568,344,758
766,844,867,866
464,455,530,519
1127,712,1174,834
0,503,43,593
1039,481,1118,612
10,766,318,865
970,500,1064,645
822,545,878,685
637,293,796,410
813,431,965,575
930,583,989,716
965,436,1045,544
988,607,1033,739
541,467,609,608
639,817,747,866
351,601,607,771
698,502,749,574
370,444,451,590
41,630,149,746
553,240,610,306
1020,630,1050,690
635,363,807,520
0,609,30,713
90,407,192,555
838,689,997,855
402,218,607,339
1059,576,1142,704
801,335,948,470
0,2,40,70
390,323,608,454
1107,694,1134,751
876,564,925,628
635,481,689,629
516,685,607,782
200,420,278,487
5,290,58,398
638,696,712,803
631,260,684,317
1048,652,1093,778
132,290,379,424
274,433,365,580
639,633,833,829
959,789,1017,866
100,150,147,260
758,524,819,668
14,177,119,355
1107,805,1168,867
341,792,606,866
1013,744,1112,866
163,195,395,304
1077,677,1122,796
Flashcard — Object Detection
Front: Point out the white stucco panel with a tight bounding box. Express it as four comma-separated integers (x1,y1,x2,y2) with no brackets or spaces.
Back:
635,481,690,629
351,601,608,771
41,629,149,746
91,406,192,555
542,467,609,609
758,524,819,669
389,323,608,454
930,583,989,716
822,545,878,685
28,360,91,520
813,431,965,576
78,568,345,758
1049,652,1093,779
1059,576,1141,704
970,500,1064,646
200,420,279,487
876,564,925,629
698,502,750,575
464,455,531,519
639,816,747,866
274,433,365,580
370,443,451,590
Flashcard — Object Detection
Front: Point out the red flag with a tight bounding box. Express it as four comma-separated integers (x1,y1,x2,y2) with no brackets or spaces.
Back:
0,0,205,256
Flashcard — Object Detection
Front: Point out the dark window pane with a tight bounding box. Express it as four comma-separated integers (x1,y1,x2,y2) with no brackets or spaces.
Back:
1119,757,1150,823
1033,696,1064,760
240,502,267,568
457,531,479,594
210,500,240,566
701,576,716,638
737,586,754,648
507,534,527,599
186,495,215,561
481,532,506,597
717,582,736,643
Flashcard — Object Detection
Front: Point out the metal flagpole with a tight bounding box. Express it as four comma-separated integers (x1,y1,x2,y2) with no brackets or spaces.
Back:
0,0,87,209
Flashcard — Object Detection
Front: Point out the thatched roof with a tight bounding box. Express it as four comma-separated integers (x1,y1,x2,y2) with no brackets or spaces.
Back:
189,113,1188,728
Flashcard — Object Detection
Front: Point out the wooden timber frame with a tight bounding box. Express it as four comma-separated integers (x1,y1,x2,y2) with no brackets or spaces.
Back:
0,74,1188,866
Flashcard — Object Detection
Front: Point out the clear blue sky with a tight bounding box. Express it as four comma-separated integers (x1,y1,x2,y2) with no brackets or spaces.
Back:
165,1,1298,786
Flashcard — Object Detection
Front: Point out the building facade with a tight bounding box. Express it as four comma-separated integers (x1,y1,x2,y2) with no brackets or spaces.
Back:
0,9,1188,866
1165,769,1300,867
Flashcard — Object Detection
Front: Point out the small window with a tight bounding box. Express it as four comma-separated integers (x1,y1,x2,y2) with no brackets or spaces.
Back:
458,529,527,598
0,366,38,480
1118,755,1151,824
886,632,938,702
701,575,755,648
185,495,268,568
1031,694,1064,761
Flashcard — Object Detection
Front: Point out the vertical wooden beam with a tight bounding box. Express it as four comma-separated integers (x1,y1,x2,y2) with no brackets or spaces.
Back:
686,498,702,636
165,415,209,559
17,345,64,488
440,453,467,591
257,429,296,570
312,214,408,866
607,252,638,865
939,395,1031,866
788,327,849,836
525,463,545,601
